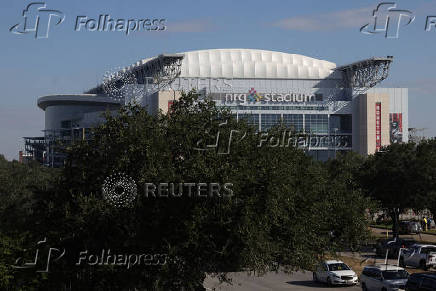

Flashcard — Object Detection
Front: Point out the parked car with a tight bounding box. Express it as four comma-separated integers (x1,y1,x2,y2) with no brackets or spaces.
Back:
405,272,436,291
400,244,436,270
399,221,422,234
313,260,358,286
376,238,417,258
360,265,409,291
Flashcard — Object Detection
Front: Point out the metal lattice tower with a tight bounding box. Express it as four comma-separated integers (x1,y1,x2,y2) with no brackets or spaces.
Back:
86,54,184,100
133,54,184,92
335,56,393,96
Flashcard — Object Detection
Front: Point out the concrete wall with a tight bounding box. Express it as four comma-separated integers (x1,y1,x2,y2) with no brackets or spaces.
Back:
142,91,182,115
368,88,409,143
353,92,391,155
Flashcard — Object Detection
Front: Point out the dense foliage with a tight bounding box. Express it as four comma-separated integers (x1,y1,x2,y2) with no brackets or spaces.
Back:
0,91,413,290
359,140,436,237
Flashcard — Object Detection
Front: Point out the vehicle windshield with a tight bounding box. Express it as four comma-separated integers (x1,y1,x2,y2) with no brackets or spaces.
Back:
328,263,350,271
382,270,408,280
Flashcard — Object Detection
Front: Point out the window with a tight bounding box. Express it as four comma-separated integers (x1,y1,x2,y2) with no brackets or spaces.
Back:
283,114,303,132
420,247,436,254
406,275,420,288
61,120,72,129
260,114,280,131
305,114,328,134
362,268,376,277
327,263,350,271
422,247,436,254
421,278,436,289
373,270,382,279
382,270,408,280
239,114,259,130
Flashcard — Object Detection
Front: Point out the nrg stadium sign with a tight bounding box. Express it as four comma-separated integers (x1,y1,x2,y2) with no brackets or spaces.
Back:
222,88,322,105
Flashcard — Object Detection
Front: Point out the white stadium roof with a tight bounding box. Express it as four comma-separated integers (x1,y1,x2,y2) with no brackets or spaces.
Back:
140,49,337,80
88,50,394,95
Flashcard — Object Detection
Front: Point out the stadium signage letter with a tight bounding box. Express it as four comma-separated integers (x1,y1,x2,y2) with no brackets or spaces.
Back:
225,92,316,104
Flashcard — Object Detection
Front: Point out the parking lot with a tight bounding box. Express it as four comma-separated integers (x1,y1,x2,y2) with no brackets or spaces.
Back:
204,228,436,290
204,271,361,290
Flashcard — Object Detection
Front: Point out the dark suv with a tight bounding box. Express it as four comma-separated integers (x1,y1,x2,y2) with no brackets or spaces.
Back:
406,272,436,290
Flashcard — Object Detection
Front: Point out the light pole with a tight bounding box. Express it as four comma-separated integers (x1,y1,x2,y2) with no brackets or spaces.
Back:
333,127,338,158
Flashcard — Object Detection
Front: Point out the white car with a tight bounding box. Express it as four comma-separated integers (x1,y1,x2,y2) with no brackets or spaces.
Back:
360,265,409,291
313,260,359,286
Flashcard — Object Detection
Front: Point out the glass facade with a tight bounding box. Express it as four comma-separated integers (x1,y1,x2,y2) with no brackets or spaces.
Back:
282,114,303,132
260,114,281,131
235,113,352,136
221,105,329,111
305,114,328,134
218,94,354,161
329,114,352,134
238,113,259,130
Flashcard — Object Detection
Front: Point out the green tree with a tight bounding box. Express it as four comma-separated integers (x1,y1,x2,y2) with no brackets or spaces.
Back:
0,155,58,290
415,139,436,219
2,92,373,290
324,152,375,250
359,143,419,237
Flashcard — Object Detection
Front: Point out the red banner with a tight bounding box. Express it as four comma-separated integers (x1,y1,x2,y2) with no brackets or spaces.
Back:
375,103,381,151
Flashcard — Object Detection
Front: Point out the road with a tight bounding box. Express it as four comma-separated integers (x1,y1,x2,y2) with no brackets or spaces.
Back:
204,271,360,291
371,227,436,243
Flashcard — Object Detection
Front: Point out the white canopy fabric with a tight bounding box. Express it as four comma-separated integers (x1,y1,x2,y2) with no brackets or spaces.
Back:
141,48,337,80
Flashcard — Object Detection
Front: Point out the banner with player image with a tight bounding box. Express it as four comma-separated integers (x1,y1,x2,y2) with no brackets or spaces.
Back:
390,113,403,144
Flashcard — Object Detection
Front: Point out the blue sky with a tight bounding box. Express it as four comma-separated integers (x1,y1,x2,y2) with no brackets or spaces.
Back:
1,0,436,160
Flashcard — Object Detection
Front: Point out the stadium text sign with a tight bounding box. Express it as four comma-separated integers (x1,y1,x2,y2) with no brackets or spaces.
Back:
224,88,320,104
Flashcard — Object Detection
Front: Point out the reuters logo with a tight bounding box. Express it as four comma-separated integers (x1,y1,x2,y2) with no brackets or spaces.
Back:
102,172,137,208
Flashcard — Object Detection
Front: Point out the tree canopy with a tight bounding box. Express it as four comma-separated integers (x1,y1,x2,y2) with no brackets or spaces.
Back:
1,92,375,290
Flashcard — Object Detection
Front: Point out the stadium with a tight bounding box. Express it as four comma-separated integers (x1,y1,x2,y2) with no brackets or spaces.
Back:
24,49,408,166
